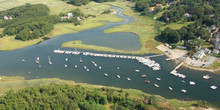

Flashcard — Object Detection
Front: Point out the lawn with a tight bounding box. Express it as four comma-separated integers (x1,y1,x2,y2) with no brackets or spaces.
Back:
160,21,193,30
0,36,42,51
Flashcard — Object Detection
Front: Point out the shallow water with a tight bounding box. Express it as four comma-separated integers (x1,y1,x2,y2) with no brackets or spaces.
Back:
0,7,219,108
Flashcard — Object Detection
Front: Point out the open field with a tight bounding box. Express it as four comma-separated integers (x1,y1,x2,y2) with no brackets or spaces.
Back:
62,40,142,54
0,36,42,51
0,76,202,110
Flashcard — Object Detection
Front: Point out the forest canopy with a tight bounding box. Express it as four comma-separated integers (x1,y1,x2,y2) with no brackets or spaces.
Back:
0,84,163,110
0,4,60,41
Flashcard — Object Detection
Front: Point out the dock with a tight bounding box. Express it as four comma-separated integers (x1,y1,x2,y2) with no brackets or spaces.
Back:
53,49,162,71
145,54,164,58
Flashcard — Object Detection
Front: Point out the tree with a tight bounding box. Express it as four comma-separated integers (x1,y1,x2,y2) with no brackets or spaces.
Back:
135,0,149,12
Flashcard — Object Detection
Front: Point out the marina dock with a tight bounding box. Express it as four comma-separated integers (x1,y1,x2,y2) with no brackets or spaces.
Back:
53,49,162,71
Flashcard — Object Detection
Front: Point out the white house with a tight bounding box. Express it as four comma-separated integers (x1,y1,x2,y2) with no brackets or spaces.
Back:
3,15,8,20
213,49,219,54
193,50,205,59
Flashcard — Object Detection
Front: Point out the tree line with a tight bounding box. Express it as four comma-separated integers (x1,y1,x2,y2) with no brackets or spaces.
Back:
67,0,116,6
160,0,220,24
0,4,60,41
0,4,85,41
159,0,220,51
0,83,164,110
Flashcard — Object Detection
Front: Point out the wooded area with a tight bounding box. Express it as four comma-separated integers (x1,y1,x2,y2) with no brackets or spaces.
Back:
0,84,161,110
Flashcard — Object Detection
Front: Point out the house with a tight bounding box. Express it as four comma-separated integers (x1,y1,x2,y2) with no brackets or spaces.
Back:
213,49,219,54
149,7,156,11
9,16,12,20
3,15,8,20
156,4,162,6
61,12,73,20
66,13,73,18
184,13,192,18
176,45,186,50
193,50,205,59
210,25,216,31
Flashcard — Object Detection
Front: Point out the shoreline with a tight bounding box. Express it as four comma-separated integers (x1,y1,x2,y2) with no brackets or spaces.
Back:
0,76,212,109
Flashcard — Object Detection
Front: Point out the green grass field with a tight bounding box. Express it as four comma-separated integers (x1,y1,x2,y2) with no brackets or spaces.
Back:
0,76,201,109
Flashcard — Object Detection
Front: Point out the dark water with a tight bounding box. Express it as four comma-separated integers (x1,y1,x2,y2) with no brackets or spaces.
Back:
0,7,219,108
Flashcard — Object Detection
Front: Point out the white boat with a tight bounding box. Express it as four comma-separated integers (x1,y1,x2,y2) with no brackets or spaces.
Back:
117,75,120,78
37,57,40,61
80,57,83,63
99,66,102,69
104,73,108,76
154,84,159,88
36,57,40,64
210,85,217,90
64,64,67,67
86,69,89,71
181,89,187,93
65,58,68,62
22,59,25,62
156,78,161,81
189,81,196,85
127,78,131,81
117,67,120,70
75,65,77,68
182,80,185,83
168,87,173,90
135,70,140,72
84,66,87,69
203,75,211,79
39,65,41,68
94,63,97,66
48,56,52,65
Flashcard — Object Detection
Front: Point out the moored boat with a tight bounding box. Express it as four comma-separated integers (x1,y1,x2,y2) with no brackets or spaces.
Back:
154,84,159,88
169,87,173,90
203,75,211,79
142,75,146,78
145,80,150,84
210,85,217,90
181,89,187,93
135,70,140,72
64,64,67,67
127,78,131,81
189,81,196,85
156,78,161,81
104,73,108,76
117,75,120,78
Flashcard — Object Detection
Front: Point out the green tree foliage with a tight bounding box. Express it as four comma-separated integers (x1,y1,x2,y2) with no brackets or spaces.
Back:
0,84,163,109
0,4,60,41
60,8,84,25
67,0,116,6
161,27,180,43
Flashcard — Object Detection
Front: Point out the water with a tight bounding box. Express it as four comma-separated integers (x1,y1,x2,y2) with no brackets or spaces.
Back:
0,7,220,108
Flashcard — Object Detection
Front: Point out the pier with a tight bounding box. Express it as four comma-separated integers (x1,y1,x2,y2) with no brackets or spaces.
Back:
53,49,162,71
145,54,165,58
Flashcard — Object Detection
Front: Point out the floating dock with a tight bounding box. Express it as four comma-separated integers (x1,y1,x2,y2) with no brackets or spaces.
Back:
53,49,162,71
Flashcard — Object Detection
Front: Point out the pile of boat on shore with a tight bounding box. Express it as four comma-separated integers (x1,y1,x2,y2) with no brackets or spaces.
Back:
54,50,161,71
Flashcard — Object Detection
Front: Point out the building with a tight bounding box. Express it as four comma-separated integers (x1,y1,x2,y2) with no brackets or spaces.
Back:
61,12,73,20
3,15,8,20
213,49,219,54
66,13,73,18
149,7,156,11
156,4,162,6
184,13,192,18
193,50,205,59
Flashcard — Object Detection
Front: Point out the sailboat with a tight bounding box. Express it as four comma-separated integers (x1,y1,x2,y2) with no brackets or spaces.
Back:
36,57,39,64
65,58,68,62
80,57,83,63
48,56,52,65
